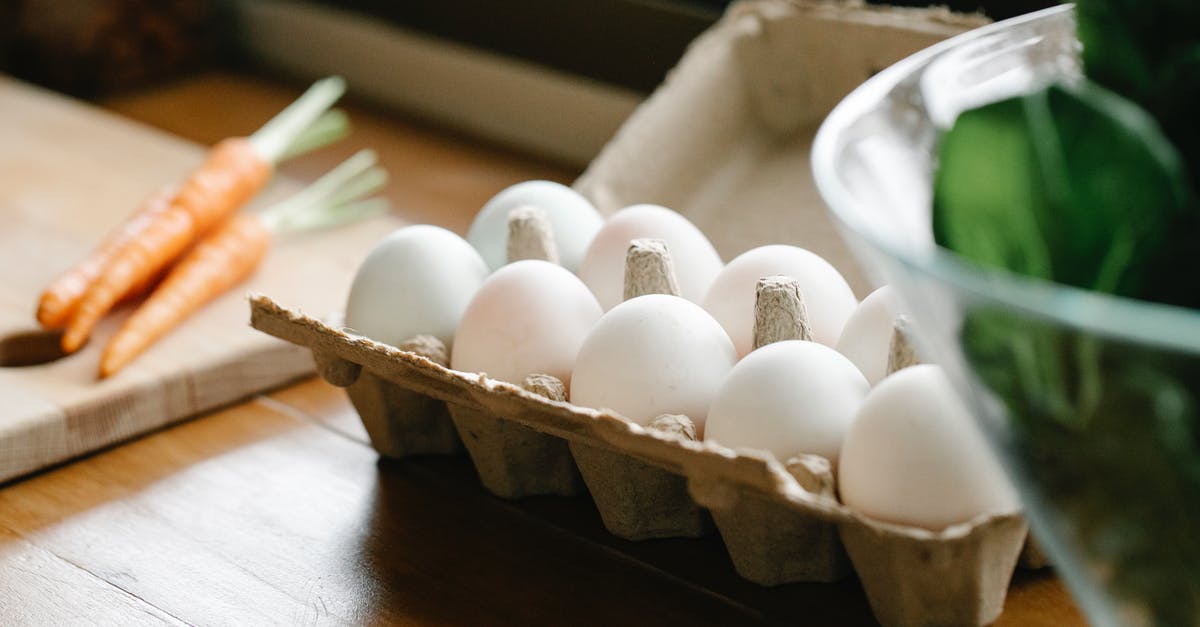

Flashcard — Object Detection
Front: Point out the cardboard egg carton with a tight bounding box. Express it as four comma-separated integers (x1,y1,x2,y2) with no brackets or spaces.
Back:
250,294,1028,627
247,2,1051,625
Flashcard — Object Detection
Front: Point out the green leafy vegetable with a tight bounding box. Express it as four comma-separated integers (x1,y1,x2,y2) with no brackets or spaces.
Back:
933,81,1198,306
1076,0,1200,187
961,307,1200,626
930,4,1200,624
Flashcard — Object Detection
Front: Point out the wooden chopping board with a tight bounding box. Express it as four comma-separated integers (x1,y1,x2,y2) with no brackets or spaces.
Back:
0,76,397,483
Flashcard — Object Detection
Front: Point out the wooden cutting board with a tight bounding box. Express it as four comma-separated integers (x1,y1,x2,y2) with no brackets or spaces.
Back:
0,76,398,483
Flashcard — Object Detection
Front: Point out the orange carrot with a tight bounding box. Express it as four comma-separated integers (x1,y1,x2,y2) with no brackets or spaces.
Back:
173,137,274,231
39,101,350,331
57,77,347,354
97,149,387,377
36,185,176,329
60,138,272,353
98,214,272,377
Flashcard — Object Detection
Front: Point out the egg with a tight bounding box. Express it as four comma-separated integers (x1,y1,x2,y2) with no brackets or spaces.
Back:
344,225,489,349
838,365,1020,530
466,180,603,273
570,294,736,432
450,260,602,389
578,204,723,310
835,285,902,385
705,341,869,465
702,245,857,357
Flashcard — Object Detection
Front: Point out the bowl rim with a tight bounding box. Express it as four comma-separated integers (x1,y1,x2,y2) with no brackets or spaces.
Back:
811,4,1200,354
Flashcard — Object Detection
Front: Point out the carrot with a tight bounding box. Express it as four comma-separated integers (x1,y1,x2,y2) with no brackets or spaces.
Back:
36,185,175,329
98,215,271,377
59,77,346,354
61,139,271,353
171,137,275,231
37,104,347,334
98,150,388,377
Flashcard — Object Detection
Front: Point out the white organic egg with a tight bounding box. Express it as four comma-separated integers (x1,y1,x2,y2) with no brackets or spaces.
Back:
835,286,902,386
577,204,723,310
466,180,603,272
705,341,868,465
570,294,737,432
450,260,602,389
838,365,1020,530
702,245,857,357
344,225,489,349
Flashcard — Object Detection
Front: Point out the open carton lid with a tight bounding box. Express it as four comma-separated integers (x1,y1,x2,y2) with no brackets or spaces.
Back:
575,0,986,295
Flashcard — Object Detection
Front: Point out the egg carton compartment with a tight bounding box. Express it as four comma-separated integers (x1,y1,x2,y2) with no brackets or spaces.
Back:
447,404,583,498
315,334,464,458
349,372,461,457
251,295,1029,627
839,511,1028,627
570,439,712,541
690,455,850,584
245,2,1035,625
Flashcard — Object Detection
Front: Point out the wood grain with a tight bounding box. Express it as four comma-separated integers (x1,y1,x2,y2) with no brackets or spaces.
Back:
0,390,756,626
0,72,1086,626
0,376,1084,626
0,525,186,626
0,75,346,483
0,71,572,484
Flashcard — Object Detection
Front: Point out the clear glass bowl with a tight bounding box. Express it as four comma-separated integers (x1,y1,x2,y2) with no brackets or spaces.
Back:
813,6,1200,627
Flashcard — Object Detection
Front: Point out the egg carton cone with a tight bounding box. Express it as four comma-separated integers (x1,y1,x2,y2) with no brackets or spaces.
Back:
562,241,714,540
570,414,711,540
692,454,849,584
443,206,588,499
832,315,1028,626
686,277,851,584
839,511,1028,627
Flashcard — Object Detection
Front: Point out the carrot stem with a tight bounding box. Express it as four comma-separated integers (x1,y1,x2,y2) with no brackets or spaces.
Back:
258,149,382,230
281,197,390,232
279,109,350,162
323,168,387,208
249,76,347,164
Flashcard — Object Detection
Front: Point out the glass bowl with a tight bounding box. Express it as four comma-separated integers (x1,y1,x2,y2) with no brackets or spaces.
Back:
813,6,1200,626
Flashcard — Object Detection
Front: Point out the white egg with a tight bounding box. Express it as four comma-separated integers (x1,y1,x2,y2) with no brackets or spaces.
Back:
705,340,868,465
578,204,723,310
466,180,603,273
838,365,1020,530
702,245,857,357
344,225,489,349
451,260,602,389
570,294,737,432
835,286,902,386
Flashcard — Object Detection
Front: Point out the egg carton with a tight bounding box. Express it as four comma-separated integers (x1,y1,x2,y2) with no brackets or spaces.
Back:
252,293,1028,627
245,2,1051,625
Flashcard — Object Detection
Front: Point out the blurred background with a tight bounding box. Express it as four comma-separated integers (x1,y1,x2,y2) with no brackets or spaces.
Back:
0,0,1058,166
0,0,1058,96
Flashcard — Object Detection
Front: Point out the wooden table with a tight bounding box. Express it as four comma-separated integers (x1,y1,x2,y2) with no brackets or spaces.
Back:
0,73,1084,626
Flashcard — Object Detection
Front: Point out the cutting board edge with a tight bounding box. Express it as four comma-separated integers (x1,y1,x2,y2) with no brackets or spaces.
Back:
0,342,316,486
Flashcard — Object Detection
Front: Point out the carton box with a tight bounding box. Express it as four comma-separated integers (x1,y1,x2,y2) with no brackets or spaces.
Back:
251,3,1041,625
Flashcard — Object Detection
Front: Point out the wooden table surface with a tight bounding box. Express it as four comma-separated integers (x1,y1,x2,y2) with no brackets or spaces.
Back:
0,73,1085,626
